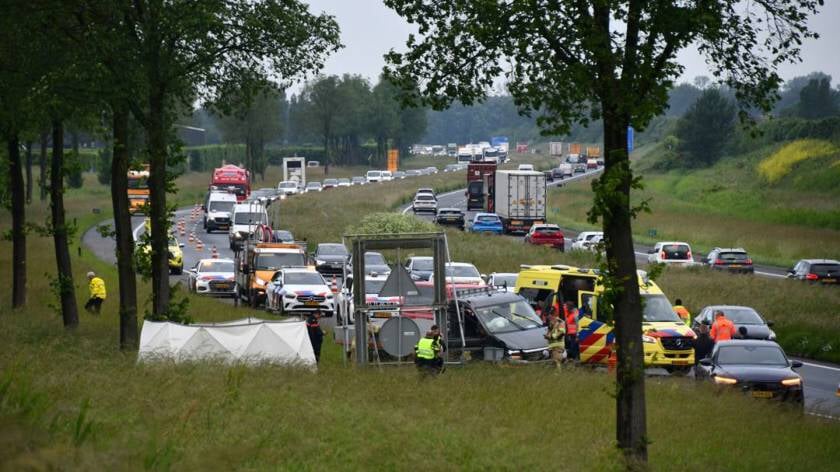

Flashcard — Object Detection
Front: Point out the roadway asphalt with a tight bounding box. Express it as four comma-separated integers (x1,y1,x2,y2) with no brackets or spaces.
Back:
81,171,839,418
400,166,839,417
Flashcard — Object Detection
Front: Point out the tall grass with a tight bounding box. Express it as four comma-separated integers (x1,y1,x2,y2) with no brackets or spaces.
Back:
2,164,840,469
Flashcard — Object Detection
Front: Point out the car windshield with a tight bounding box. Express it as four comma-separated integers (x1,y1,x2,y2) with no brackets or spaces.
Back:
446,265,480,278
318,245,347,256
254,253,305,270
127,177,148,189
722,308,764,325
492,275,518,287
234,212,266,225
439,210,461,216
476,300,542,334
364,279,386,294
273,231,293,242
412,258,434,271
280,182,298,188
662,244,690,259
717,345,788,366
719,252,749,261
168,237,179,247
477,215,499,223
199,261,234,273
284,272,325,286
365,253,387,265
306,182,321,188
642,295,682,322
367,171,381,177
208,201,234,213
324,179,338,185
417,195,435,201
811,264,840,276
338,179,350,184
535,227,559,234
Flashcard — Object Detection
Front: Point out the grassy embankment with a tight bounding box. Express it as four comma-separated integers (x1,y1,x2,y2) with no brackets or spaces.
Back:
2,161,839,469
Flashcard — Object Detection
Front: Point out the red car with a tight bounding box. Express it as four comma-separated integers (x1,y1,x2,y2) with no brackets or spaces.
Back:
524,224,565,251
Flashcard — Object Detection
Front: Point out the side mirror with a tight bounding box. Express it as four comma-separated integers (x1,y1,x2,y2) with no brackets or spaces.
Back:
699,358,713,367
481,274,488,282
790,360,803,368
179,243,185,248
766,320,774,327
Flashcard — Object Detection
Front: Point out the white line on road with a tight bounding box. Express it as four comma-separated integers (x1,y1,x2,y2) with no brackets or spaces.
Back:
797,360,840,373
132,221,145,241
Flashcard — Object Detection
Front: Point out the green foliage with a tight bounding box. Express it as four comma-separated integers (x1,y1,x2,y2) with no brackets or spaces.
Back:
346,212,437,235
757,139,839,183
65,150,84,189
96,148,112,185
796,77,839,119
674,89,737,167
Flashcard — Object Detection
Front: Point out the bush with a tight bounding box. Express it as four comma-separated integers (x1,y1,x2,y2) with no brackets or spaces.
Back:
346,212,437,235
97,149,112,185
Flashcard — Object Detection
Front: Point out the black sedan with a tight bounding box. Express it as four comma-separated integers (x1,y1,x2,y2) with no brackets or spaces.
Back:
693,305,776,340
696,340,803,404
312,243,350,276
434,208,466,230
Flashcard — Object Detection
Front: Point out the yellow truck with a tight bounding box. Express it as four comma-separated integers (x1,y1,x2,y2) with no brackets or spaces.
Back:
514,265,696,373
235,242,308,308
127,166,150,214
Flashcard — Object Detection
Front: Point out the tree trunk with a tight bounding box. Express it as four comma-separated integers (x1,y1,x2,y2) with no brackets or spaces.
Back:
601,115,647,462
39,131,48,201
147,91,170,317
111,106,139,349
25,141,33,203
50,120,80,328
7,134,27,308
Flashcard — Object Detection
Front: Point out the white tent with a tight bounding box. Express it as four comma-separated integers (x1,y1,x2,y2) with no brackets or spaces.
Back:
138,318,316,367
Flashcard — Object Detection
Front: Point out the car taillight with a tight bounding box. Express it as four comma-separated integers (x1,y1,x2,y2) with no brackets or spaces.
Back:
687,250,692,259
659,251,666,259
714,259,724,265
806,273,819,280
745,258,752,265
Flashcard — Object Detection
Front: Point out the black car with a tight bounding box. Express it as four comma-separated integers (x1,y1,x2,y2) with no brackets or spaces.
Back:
446,289,549,362
550,167,565,179
363,251,391,276
704,247,754,274
312,243,350,276
693,305,776,340
696,340,803,404
787,259,840,285
405,256,434,281
272,230,294,243
434,208,466,230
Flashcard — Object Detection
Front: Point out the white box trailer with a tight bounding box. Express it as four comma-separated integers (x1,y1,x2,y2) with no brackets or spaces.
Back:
282,157,306,189
494,170,546,234
549,142,564,156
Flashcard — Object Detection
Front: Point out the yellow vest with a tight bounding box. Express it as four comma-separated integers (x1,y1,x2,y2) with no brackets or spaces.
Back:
89,277,107,299
416,337,437,360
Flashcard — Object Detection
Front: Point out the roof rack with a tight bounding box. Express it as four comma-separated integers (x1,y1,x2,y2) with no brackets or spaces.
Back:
551,264,573,271
453,286,497,298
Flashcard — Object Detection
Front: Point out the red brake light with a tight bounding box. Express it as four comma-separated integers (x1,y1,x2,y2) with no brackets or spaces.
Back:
659,251,666,259
806,273,819,280
714,259,724,265
687,250,692,259
745,258,752,265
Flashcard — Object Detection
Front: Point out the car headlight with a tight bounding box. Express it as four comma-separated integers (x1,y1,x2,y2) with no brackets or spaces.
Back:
315,259,325,265
781,378,801,387
714,376,738,385
255,278,266,287
326,294,334,299
284,293,296,299
642,335,657,344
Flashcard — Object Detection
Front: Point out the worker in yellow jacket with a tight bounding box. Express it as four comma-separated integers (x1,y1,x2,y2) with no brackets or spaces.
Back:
85,271,106,314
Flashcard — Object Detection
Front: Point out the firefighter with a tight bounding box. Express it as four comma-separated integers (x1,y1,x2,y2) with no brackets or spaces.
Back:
563,301,579,361
415,325,444,376
544,314,566,367
673,298,691,326
85,271,107,314
710,311,736,342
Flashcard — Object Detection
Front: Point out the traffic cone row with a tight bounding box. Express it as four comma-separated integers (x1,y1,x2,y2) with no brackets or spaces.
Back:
211,245,219,258
188,232,194,243
196,240,204,251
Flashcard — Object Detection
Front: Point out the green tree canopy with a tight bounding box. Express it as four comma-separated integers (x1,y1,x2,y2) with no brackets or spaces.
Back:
675,88,737,167
797,77,839,119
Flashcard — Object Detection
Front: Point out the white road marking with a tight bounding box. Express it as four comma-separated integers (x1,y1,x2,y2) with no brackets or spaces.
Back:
798,360,840,373
132,220,145,241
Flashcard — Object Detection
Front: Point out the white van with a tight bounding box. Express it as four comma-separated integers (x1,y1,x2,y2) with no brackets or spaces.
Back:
204,192,238,233
366,170,382,183
229,202,269,250
380,170,393,182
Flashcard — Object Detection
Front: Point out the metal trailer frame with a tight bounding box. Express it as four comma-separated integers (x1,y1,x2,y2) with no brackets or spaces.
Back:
340,232,466,367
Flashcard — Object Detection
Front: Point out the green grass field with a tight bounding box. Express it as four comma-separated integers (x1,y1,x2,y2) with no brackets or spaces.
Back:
547,142,840,267
2,163,840,470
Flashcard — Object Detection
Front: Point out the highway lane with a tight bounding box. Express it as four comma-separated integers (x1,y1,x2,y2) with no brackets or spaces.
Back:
401,166,839,417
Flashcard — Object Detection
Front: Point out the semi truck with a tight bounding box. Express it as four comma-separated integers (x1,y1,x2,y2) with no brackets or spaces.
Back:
282,157,306,189
211,164,250,202
549,142,564,156
466,162,497,211
493,170,546,234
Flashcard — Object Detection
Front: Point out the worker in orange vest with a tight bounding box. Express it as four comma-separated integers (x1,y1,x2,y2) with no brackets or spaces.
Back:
563,301,579,361
673,298,691,326
710,311,736,342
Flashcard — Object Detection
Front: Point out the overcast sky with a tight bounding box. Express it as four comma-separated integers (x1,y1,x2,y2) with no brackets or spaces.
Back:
299,0,839,92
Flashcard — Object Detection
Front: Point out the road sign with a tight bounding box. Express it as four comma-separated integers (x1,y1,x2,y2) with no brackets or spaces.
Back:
627,126,635,153
387,149,399,172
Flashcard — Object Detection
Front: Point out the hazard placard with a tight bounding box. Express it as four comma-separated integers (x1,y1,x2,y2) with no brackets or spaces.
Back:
387,149,399,172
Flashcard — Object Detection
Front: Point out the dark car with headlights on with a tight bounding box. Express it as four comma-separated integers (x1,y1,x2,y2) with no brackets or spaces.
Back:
312,243,350,277
696,340,803,404
434,208,465,230
692,305,776,340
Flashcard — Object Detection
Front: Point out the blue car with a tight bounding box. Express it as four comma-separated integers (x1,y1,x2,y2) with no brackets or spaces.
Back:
469,213,504,235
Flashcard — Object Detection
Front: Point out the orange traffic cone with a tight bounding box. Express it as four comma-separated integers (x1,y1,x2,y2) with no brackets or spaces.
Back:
188,233,194,243
607,349,618,373
196,240,204,252
330,276,338,293
211,245,219,258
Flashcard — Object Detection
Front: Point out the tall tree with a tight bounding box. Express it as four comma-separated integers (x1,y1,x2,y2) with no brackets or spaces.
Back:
50,121,80,328
675,88,737,167
25,141,33,203
299,75,343,164
77,0,340,317
797,77,839,119
39,130,48,201
383,0,821,464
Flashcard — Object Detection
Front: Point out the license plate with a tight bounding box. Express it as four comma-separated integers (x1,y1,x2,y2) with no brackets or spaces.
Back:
215,283,232,290
824,278,836,283
511,220,522,225
730,264,741,268
752,391,773,399
304,301,319,306
672,360,688,365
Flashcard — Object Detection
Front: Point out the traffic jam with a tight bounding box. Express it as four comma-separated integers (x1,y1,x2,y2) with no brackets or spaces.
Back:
156,139,838,413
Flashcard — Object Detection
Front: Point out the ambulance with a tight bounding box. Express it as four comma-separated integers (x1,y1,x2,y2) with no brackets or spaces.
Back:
514,265,696,373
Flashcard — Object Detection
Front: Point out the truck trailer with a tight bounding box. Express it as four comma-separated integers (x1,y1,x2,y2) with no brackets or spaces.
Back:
466,162,497,211
493,170,546,234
